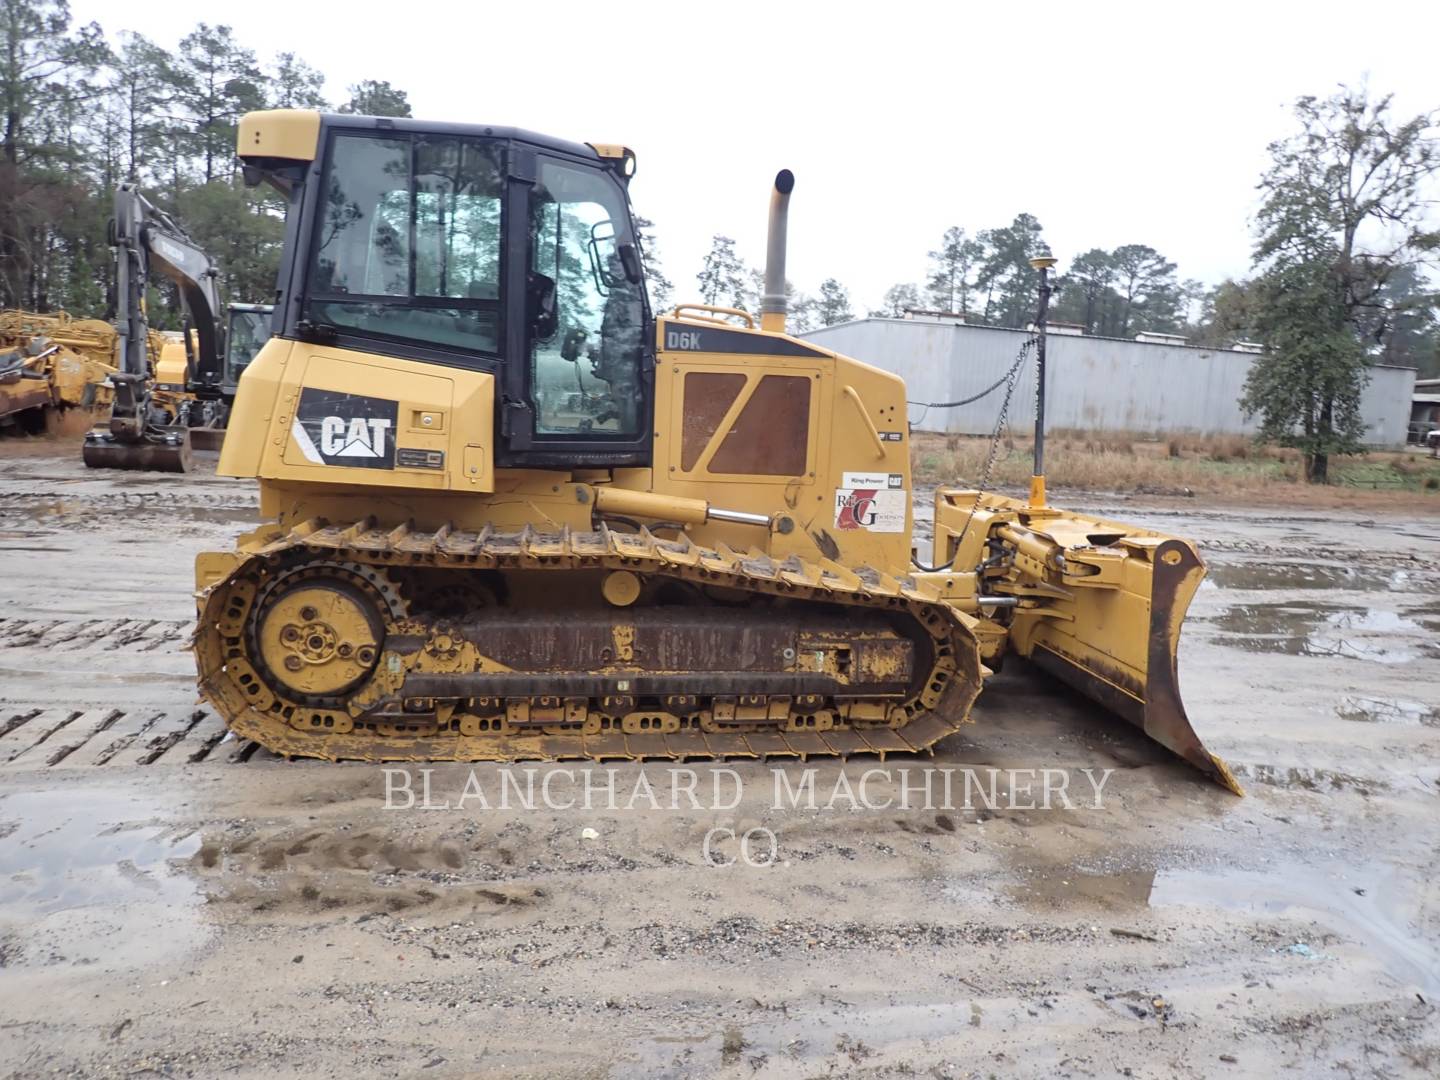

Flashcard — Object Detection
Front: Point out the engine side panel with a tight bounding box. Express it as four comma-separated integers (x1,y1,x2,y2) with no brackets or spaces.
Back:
219,338,496,493
650,318,913,570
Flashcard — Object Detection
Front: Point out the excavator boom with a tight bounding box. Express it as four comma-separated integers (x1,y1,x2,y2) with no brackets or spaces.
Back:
83,184,225,471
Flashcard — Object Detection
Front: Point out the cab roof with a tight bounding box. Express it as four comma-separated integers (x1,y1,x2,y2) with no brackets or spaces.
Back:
320,112,601,162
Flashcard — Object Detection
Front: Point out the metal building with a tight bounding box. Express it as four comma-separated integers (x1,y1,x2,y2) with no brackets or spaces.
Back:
1411,378,1440,444
802,318,1416,447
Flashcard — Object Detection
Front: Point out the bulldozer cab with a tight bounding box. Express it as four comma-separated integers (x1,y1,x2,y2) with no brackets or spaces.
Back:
245,112,653,471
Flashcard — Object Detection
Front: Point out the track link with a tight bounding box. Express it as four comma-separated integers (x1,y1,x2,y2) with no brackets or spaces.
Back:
195,519,985,762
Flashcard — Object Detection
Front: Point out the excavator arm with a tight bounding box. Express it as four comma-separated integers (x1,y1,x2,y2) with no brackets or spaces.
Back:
86,184,225,471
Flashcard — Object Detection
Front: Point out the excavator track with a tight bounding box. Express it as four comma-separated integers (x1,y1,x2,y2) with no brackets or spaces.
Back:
194,520,986,762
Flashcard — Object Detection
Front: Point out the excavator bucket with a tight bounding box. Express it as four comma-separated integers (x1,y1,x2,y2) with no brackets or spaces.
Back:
81,425,194,473
188,426,226,452
934,490,1242,795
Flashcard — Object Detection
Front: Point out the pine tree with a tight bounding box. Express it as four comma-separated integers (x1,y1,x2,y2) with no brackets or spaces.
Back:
816,278,853,326
0,0,107,308
1053,249,1115,334
338,79,412,118
169,24,263,183
925,227,982,314
108,33,170,183
268,52,326,109
977,214,1046,328
632,215,672,312
695,235,747,309
788,291,818,333
1110,244,1178,336
872,283,919,318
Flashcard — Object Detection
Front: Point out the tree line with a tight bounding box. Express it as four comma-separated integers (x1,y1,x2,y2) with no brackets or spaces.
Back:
4,6,1437,478
687,207,1436,380
678,85,1439,483
0,0,413,321
683,214,1214,342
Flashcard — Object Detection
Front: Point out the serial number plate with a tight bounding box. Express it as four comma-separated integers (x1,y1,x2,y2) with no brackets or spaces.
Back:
396,448,445,470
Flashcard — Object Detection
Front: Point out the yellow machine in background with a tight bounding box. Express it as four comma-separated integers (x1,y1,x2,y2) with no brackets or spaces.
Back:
150,333,192,420
149,306,275,450
193,109,1237,793
0,310,117,433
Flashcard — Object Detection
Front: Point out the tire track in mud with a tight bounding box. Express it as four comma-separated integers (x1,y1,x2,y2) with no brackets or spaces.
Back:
1199,536,1439,567
0,703,273,770
0,600,261,767
0,489,256,509
0,616,191,653
0,489,257,528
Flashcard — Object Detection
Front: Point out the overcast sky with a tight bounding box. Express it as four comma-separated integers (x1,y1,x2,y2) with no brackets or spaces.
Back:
70,0,1440,311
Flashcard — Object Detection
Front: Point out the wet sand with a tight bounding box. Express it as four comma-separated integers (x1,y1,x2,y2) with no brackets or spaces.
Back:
0,449,1437,1078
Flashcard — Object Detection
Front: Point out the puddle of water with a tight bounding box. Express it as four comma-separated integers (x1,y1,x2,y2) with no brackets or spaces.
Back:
1337,696,1440,727
1003,859,1438,998
1207,561,1404,592
0,786,205,970
1229,762,1391,794
1007,867,1156,910
1152,866,1440,997
1211,603,1422,664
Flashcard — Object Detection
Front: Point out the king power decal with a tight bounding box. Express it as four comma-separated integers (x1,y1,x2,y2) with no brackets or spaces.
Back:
291,388,398,470
834,471,907,533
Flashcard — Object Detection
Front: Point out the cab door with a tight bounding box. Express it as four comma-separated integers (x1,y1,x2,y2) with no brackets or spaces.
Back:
497,150,653,468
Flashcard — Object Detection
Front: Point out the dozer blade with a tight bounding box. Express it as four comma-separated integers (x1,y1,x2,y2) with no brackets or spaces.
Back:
943,492,1241,795
188,426,225,452
82,426,194,473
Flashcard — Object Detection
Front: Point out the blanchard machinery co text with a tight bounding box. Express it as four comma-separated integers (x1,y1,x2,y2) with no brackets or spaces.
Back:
382,765,1116,813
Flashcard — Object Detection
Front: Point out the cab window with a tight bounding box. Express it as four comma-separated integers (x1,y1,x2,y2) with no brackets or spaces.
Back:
306,133,504,355
225,309,270,382
528,157,645,437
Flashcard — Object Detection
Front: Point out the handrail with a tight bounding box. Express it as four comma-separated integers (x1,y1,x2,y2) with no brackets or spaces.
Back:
669,304,756,329
843,384,887,460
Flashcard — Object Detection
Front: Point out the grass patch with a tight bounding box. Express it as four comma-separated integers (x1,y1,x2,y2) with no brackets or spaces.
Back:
913,431,1440,499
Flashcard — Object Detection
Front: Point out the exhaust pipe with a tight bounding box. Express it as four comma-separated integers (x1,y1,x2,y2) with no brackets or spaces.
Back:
759,169,794,333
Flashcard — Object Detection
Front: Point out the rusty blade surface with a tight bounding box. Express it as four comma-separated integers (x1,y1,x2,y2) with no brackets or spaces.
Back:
1026,539,1241,795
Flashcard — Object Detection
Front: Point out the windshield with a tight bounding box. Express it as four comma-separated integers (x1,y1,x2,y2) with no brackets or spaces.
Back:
528,158,645,437
305,133,504,356
225,309,271,382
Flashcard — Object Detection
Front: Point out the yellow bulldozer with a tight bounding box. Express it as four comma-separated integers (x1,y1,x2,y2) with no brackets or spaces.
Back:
193,109,1238,794
0,310,117,434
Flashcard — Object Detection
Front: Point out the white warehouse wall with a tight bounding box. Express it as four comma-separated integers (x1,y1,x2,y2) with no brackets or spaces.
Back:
802,319,1416,447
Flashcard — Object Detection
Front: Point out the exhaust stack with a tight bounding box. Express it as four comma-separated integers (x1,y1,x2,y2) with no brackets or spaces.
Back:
760,169,795,333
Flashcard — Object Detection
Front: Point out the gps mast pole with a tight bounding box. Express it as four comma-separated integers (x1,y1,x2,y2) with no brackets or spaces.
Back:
1028,253,1057,508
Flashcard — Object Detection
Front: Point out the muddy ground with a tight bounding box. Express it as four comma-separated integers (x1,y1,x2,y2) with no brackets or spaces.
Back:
0,446,1437,1079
